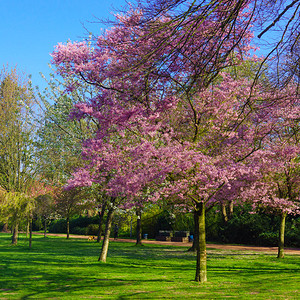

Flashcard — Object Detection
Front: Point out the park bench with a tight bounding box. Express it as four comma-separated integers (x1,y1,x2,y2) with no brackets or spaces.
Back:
155,230,173,241
156,230,190,242
171,231,190,243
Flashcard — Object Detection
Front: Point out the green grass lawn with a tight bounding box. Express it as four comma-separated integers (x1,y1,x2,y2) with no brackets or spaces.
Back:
0,233,299,299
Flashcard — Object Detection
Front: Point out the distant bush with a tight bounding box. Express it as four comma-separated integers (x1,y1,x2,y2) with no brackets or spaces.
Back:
49,219,67,233
47,206,300,247
141,210,173,238
86,224,99,235
285,218,300,247
140,205,300,247
71,226,86,235
220,210,279,245
70,215,99,229
208,205,300,247
257,232,278,246
49,215,100,235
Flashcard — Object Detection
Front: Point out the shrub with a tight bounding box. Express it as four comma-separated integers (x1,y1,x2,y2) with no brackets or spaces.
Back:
71,226,87,235
257,232,278,246
49,219,67,233
49,215,100,235
70,215,99,228
220,208,279,245
86,224,99,235
47,206,300,247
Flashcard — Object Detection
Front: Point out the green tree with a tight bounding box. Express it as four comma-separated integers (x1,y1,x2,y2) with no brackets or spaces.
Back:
35,193,55,238
0,66,37,244
54,186,95,239
36,71,95,183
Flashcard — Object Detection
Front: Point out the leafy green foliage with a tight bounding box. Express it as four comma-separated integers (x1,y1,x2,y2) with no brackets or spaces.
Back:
49,215,100,235
209,205,300,247
48,205,300,247
36,71,96,183
0,67,36,194
0,67,38,233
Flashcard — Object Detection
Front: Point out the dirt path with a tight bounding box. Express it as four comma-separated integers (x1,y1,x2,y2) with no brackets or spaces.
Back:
33,232,300,255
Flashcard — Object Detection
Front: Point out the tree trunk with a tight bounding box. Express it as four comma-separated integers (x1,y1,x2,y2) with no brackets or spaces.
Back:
228,201,234,219
97,202,107,243
66,216,70,239
277,213,286,259
29,218,33,248
221,203,228,223
12,223,19,245
188,210,199,252
2,222,8,232
195,202,207,283
26,218,30,237
136,209,142,245
130,214,133,238
98,207,114,262
44,218,47,238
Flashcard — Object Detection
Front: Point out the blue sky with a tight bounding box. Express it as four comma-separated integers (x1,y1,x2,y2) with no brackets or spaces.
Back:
1,0,274,93
0,0,128,91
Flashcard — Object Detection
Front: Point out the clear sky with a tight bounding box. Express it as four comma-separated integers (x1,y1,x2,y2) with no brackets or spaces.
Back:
1,0,274,93
0,0,129,91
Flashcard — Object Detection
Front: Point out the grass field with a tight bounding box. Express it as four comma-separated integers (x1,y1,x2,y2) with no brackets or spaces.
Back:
0,233,299,299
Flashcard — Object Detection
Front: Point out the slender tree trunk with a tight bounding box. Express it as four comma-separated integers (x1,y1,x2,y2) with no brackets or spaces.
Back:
98,207,114,262
228,201,234,219
130,214,133,238
66,216,70,239
221,203,228,223
195,202,207,283
29,218,33,248
188,210,199,252
44,218,47,238
136,209,142,245
277,213,286,259
12,223,19,245
2,222,8,232
26,218,30,237
97,202,107,243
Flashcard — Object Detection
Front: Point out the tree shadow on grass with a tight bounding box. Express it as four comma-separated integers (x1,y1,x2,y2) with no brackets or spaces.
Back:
1,234,299,299
2,254,299,299
2,266,176,300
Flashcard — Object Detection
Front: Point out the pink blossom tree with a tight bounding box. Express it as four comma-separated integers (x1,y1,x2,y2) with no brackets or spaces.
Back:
57,69,280,281
50,6,299,283
241,93,300,258
242,147,300,258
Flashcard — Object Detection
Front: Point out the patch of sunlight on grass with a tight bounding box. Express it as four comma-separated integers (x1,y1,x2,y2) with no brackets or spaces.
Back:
0,233,299,299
